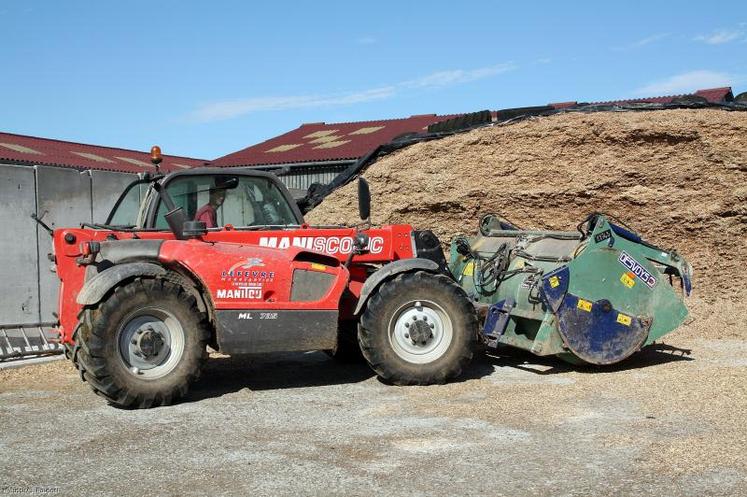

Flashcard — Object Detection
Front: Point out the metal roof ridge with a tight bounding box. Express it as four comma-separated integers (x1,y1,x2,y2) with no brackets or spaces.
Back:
0,157,137,172
588,87,732,105
299,113,446,126
0,131,207,162
222,157,359,168
590,93,688,104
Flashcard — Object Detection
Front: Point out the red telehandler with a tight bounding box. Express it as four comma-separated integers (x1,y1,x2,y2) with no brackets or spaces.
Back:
53,149,476,408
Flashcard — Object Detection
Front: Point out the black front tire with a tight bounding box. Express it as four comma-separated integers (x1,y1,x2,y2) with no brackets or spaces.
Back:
359,271,478,385
73,278,210,408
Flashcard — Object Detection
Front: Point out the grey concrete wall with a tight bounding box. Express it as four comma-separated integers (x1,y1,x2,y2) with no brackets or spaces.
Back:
0,165,41,324
36,166,93,322
0,163,138,327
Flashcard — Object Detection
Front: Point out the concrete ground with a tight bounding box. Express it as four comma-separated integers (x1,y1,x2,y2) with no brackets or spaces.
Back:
0,337,745,497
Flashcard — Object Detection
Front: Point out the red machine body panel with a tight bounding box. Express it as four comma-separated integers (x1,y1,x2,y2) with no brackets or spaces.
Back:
158,240,349,311
53,224,417,346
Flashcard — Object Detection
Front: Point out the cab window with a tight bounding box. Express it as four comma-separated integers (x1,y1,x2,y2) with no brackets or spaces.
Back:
105,179,148,227
154,175,299,229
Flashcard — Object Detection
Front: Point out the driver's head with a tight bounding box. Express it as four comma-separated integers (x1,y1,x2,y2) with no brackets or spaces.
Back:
209,188,226,207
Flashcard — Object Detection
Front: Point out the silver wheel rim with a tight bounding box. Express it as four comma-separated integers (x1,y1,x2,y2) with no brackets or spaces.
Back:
388,299,453,364
117,308,185,379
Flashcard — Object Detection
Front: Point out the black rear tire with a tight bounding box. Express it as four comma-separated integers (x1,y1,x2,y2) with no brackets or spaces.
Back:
359,271,477,385
74,278,210,408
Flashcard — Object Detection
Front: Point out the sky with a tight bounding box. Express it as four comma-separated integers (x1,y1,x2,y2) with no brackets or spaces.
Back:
1,1,745,160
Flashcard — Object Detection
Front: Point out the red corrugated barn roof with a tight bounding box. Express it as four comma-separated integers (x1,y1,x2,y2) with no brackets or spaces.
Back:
3,87,735,173
212,114,457,167
549,87,733,108
691,87,734,102
0,132,207,173
216,87,735,168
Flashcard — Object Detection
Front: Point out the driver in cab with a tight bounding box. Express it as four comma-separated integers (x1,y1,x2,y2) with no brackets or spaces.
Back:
194,184,227,228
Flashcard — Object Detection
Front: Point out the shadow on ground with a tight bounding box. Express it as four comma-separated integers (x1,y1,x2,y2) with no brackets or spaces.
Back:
483,342,694,376
183,343,691,403
185,350,496,403
188,352,371,401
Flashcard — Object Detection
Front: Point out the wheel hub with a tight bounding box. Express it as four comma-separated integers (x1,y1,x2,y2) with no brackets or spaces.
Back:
407,319,433,345
118,310,185,379
389,300,454,364
133,326,165,360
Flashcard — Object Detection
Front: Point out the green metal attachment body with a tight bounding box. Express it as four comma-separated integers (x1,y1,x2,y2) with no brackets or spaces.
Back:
448,215,691,365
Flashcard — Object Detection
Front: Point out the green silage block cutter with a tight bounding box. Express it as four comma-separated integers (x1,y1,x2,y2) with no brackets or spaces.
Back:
448,213,692,365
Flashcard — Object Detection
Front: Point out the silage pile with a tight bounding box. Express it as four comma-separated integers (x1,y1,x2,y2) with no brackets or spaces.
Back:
307,109,747,339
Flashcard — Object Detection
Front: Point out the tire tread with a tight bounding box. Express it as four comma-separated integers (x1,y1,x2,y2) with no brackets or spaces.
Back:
73,277,210,408
358,271,477,385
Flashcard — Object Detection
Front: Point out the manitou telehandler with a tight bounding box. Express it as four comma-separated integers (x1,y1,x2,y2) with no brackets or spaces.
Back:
53,148,477,408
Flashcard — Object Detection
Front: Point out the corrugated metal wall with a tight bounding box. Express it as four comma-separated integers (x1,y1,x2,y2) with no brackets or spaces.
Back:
275,164,350,191
0,163,139,328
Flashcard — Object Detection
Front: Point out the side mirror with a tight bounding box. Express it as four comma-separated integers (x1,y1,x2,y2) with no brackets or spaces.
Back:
358,178,371,221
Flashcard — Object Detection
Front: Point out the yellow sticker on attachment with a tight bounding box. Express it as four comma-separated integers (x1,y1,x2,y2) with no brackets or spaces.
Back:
310,263,327,271
549,276,560,288
620,272,636,288
577,299,592,312
462,261,474,277
616,313,632,326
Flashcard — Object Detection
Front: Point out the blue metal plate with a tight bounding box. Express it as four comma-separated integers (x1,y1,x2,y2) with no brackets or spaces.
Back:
540,266,570,313
555,293,650,365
